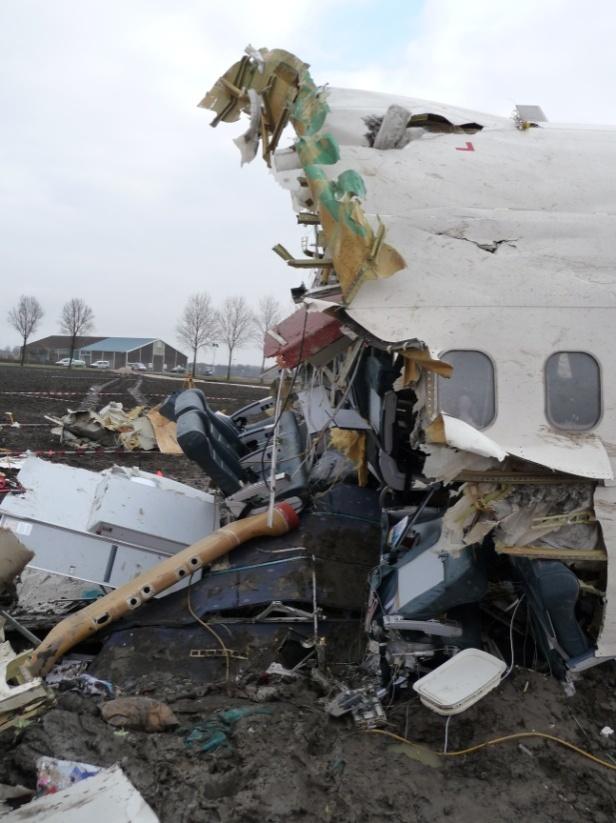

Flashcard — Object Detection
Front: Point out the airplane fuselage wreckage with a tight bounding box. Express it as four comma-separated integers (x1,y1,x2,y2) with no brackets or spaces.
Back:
6,47,616,729
200,47,616,687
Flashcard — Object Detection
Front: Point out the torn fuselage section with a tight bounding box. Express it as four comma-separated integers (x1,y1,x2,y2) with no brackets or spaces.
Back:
196,46,616,696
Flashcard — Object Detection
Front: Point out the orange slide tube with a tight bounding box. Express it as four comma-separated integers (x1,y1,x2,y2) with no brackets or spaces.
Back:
28,502,300,676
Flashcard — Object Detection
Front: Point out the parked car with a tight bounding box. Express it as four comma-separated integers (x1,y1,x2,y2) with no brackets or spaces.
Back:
171,365,186,373
128,362,147,371
91,360,111,369
55,358,86,367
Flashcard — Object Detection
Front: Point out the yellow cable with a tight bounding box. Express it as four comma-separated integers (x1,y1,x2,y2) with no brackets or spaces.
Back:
365,728,616,771
186,575,234,685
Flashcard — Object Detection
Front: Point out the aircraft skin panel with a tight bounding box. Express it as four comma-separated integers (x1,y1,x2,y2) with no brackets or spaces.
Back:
344,213,616,313
348,305,616,479
323,87,616,145
312,132,616,217
428,413,613,481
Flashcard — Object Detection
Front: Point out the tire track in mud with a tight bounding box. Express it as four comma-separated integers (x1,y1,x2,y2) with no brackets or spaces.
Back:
127,377,147,406
75,377,122,412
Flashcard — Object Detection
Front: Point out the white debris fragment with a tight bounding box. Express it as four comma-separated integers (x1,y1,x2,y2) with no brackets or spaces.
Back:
2,764,159,822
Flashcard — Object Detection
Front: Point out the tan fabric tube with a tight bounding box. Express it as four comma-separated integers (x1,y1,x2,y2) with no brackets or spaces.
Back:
28,502,300,676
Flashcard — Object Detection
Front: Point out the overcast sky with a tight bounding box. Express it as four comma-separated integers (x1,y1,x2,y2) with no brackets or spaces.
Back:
2,0,615,363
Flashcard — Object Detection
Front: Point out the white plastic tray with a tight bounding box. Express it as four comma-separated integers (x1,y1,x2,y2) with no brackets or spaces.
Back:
413,648,506,716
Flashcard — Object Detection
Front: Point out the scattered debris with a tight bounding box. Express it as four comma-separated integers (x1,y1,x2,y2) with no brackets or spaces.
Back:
36,755,101,795
45,659,115,698
47,401,177,452
0,638,53,732
326,687,386,729
184,706,273,753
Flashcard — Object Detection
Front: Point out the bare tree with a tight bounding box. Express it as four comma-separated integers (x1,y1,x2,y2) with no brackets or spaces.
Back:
7,295,44,366
252,295,282,376
217,297,255,380
176,292,218,377
59,298,94,368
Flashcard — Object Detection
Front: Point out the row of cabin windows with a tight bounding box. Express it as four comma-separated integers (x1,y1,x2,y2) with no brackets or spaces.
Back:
437,351,601,431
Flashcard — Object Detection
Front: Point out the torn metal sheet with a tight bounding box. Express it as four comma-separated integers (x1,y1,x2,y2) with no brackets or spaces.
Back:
202,48,406,302
426,414,507,461
297,386,369,433
263,307,349,367
233,87,262,165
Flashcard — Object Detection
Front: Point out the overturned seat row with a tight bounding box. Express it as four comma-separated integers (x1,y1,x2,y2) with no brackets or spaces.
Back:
167,388,308,507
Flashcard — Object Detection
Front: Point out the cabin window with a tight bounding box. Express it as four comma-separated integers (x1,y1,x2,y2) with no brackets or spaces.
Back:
545,352,601,430
438,350,495,429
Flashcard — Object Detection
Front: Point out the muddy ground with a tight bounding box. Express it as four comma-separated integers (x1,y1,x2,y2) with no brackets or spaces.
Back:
2,365,616,821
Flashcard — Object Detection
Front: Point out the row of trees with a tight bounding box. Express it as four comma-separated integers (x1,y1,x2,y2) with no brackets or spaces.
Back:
7,296,94,367
177,293,282,378
7,291,284,378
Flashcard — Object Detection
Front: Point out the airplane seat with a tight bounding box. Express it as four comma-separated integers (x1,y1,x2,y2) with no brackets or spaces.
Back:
158,391,181,421
175,390,248,455
350,350,408,487
351,350,400,425
174,389,274,452
175,408,246,496
175,392,308,499
378,511,488,621
378,390,408,490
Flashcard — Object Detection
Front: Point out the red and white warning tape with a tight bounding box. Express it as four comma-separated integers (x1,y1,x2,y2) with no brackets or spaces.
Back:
0,391,239,401
0,447,181,458
0,391,166,398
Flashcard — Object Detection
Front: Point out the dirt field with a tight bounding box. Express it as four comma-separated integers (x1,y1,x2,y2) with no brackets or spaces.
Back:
2,364,616,821
0,364,267,484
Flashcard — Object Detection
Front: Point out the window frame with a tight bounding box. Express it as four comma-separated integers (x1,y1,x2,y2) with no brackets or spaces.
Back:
544,350,602,432
437,348,498,430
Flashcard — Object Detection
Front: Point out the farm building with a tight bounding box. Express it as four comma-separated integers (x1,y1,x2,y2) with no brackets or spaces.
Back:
79,337,187,371
25,335,105,363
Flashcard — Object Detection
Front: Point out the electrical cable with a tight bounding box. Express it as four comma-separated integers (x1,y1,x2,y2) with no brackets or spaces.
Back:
443,715,452,754
503,594,525,679
186,574,234,685
364,728,616,771
259,308,309,491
